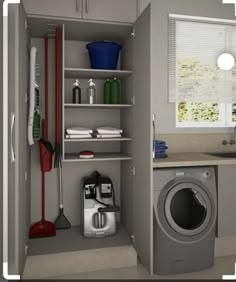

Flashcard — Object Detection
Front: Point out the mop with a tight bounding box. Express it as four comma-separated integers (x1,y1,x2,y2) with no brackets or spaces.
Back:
29,38,56,239
54,27,71,229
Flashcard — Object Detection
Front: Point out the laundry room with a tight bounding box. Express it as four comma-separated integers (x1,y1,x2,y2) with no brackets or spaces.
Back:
2,0,236,280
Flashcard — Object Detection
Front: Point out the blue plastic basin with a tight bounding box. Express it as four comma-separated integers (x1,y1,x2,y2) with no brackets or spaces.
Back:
86,41,122,70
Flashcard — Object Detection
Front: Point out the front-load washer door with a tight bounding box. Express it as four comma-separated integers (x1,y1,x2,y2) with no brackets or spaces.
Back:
156,177,216,240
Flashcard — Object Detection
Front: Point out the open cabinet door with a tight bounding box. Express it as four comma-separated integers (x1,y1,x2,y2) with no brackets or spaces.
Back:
132,5,153,274
7,2,29,276
8,4,17,275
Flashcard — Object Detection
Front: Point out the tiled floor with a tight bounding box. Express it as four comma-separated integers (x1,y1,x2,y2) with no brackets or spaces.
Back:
49,255,236,280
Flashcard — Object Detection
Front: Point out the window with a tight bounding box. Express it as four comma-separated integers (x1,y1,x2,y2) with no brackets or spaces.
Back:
176,102,236,127
169,15,236,128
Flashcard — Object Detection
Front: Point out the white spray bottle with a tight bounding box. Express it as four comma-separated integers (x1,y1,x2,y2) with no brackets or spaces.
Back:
87,79,96,104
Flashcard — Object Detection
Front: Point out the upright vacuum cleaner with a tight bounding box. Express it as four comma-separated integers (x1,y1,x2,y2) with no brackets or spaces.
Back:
29,38,56,239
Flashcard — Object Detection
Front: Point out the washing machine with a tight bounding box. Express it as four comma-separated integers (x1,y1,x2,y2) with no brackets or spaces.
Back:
153,167,217,275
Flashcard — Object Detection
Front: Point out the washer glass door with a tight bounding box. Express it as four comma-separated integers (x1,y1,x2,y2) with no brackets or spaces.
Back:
164,182,212,236
170,188,206,230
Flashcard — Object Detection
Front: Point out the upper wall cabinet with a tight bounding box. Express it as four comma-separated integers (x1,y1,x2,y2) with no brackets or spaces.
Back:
22,0,83,19
22,0,137,23
82,0,137,23
138,0,150,16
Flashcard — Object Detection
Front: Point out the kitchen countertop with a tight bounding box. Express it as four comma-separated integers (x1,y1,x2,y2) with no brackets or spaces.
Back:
153,152,236,168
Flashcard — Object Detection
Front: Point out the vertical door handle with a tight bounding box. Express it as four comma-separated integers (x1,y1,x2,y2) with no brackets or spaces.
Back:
152,114,156,159
75,0,80,13
85,0,89,14
10,113,16,163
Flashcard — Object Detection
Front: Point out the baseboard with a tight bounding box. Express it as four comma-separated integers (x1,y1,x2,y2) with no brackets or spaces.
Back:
22,245,137,279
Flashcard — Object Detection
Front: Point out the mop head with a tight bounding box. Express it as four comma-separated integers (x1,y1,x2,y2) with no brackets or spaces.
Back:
55,209,71,229
29,220,56,239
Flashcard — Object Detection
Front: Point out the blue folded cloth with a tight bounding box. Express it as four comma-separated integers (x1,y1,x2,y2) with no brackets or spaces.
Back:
154,140,168,159
155,154,168,159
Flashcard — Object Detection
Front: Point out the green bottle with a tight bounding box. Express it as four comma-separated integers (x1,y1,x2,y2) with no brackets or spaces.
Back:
104,79,111,104
110,78,121,104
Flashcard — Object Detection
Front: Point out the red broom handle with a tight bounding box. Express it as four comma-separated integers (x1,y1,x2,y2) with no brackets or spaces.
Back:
55,27,60,144
42,171,45,221
44,38,48,140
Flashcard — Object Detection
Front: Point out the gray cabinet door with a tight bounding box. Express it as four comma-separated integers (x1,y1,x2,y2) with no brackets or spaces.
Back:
22,0,83,19
7,2,29,275
83,0,137,23
8,4,17,275
217,165,236,237
132,6,152,274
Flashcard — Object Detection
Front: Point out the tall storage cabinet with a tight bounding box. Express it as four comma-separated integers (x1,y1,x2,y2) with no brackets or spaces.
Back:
6,1,153,278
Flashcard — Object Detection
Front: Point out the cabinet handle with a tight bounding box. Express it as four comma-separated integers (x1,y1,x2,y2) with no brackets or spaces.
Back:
11,113,16,163
152,114,156,159
75,0,80,13
85,0,89,14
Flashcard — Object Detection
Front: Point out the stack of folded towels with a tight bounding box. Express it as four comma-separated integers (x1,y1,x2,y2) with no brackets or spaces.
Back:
66,127,93,139
153,140,168,159
94,127,123,139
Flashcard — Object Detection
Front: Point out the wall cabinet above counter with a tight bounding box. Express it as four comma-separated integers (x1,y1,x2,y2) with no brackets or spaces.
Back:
22,0,138,23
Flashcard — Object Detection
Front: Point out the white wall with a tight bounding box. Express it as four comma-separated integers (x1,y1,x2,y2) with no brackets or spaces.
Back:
151,0,236,134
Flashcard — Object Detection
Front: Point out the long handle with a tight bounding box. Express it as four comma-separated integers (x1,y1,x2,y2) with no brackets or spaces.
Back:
42,171,45,221
55,27,60,144
58,157,64,208
75,0,80,13
44,38,49,140
10,113,16,163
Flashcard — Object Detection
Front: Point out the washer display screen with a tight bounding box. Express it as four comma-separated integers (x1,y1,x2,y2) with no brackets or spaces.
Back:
170,188,207,230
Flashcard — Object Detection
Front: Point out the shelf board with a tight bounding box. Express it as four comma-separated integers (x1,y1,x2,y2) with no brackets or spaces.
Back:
65,68,132,79
64,137,132,142
63,153,132,162
64,103,132,109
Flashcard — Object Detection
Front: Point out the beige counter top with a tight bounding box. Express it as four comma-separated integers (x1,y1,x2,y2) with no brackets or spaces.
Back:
153,153,236,168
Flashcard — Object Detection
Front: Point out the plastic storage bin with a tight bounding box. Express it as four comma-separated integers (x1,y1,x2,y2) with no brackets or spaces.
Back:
86,41,122,70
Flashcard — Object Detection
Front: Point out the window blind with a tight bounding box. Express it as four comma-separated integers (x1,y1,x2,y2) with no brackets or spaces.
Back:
169,15,236,103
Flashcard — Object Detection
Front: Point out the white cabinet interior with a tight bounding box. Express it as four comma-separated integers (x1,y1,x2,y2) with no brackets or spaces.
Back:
62,29,134,162
22,0,137,23
24,16,142,279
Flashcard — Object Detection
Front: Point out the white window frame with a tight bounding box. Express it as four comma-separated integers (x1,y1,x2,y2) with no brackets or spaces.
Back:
176,103,236,128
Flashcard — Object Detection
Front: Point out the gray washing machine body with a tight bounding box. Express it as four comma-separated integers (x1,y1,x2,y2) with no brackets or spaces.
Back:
153,167,217,275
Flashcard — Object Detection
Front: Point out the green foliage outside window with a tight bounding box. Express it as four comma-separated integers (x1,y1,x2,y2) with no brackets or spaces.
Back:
178,102,219,123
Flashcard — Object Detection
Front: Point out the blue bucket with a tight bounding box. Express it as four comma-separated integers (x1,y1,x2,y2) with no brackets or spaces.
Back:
86,41,122,70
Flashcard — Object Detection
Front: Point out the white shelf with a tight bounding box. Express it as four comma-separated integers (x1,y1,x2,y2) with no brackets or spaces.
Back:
64,137,132,142
65,68,132,79
63,153,132,162
64,104,132,109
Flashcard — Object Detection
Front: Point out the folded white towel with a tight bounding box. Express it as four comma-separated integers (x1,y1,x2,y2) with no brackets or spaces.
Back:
66,127,93,135
96,134,122,139
96,127,123,135
65,134,92,139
